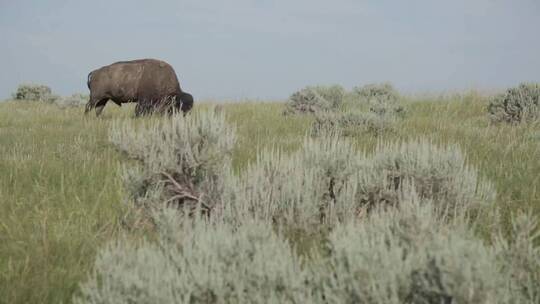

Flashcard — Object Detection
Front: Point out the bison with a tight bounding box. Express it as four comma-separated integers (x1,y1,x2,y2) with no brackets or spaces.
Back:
85,59,193,116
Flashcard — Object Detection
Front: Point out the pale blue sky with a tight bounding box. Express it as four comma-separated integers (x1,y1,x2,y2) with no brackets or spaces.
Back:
1,0,539,100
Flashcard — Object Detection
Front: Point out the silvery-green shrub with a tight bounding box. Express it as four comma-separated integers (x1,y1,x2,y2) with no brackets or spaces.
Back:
311,110,396,136
315,194,508,304
109,109,236,216
12,83,59,102
488,83,540,124
284,85,346,115
56,93,88,108
368,97,405,117
308,83,404,137
228,135,363,227
350,82,404,116
111,106,494,225
76,216,311,304
359,140,496,214
85,113,540,303
77,198,540,303
228,137,494,227
352,82,400,103
494,211,540,303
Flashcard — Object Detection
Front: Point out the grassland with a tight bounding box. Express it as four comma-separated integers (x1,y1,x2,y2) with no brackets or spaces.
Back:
0,95,539,303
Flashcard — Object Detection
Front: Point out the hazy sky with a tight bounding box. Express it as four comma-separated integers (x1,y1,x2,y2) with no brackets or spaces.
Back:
1,0,539,100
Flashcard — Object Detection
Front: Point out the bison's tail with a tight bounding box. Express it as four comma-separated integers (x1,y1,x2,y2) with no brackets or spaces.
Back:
87,72,93,90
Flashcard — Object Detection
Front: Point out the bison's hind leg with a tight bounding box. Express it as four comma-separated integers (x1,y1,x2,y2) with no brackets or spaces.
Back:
94,99,109,117
84,97,98,115
85,96,109,116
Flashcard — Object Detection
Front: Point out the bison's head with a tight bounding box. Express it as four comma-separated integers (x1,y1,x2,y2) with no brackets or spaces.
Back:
179,92,194,114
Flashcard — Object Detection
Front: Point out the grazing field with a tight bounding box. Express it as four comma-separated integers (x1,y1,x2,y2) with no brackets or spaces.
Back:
0,95,539,303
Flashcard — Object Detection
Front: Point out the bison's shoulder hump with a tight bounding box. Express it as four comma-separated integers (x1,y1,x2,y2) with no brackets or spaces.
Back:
144,59,170,68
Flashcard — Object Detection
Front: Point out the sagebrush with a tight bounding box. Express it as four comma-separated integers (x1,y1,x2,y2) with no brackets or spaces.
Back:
109,109,236,218
57,93,89,108
488,83,540,124
111,111,495,228
77,193,540,303
309,83,405,136
316,194,540,304
364,139,496,215
12,83,59,103
76,215,310,304
283,85,345,115
311,110,397,136
352,82,400,103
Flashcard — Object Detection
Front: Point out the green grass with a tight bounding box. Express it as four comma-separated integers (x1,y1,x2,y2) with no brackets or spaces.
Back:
0,102,129,303
1,96,539,303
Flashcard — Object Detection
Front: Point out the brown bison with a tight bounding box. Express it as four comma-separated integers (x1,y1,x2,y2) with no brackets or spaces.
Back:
85,59,193,116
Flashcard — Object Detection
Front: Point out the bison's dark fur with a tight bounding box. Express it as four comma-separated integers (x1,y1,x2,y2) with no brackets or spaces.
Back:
85,59,193,116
